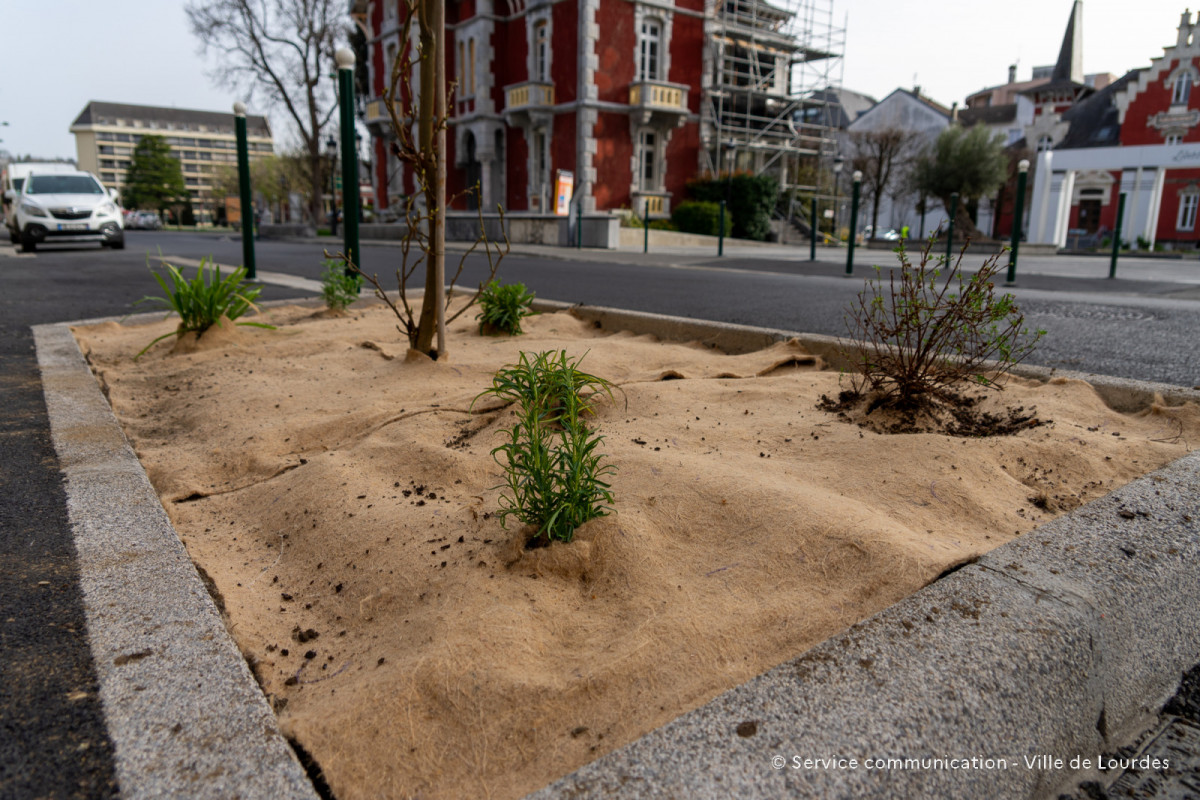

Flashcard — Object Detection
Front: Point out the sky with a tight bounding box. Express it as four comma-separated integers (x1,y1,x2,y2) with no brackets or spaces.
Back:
1,0,1194,162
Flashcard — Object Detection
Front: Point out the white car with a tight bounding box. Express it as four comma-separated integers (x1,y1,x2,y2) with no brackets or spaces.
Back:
12,171,124,252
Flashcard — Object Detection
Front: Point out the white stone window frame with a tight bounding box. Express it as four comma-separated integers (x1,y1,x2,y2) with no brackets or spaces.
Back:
1177,185,1199,231
1168,63,1199,108
630,123,669,195
633,3,673,84
638,18,662,81
1165,130,1185,146
528,10,552,84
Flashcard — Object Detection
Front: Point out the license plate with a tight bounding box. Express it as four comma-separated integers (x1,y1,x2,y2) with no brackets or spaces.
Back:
57,223,88,231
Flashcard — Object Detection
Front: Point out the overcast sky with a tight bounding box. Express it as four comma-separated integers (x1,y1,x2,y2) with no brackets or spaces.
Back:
1,0,1190,161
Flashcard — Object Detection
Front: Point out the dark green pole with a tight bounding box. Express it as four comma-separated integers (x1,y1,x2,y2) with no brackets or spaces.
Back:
1109,193,1127,279
1006,160,1030,285
576,203,583,249
719,199,726,256
809,195,816,261
233,102,256,280
337,48,361,273
946,191,959,263
846,171,862,275
643,202,649,253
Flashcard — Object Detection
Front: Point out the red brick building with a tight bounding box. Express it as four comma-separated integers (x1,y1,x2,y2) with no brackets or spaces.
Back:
1029,9,1200,248
350,0,840,229
352,0,708,220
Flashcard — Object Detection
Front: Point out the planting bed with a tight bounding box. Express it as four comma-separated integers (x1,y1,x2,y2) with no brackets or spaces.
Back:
73,298,1200,800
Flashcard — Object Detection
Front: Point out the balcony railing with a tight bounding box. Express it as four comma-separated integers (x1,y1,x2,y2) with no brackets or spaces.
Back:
365,98,389,125
629,82,687,111
505,82,555,111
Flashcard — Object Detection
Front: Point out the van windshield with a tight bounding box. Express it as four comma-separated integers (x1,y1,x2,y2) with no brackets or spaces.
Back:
26,175,103,195
13,178,24,192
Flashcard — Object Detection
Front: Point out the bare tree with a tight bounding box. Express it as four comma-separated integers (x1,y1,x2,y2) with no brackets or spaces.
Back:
349,0,507,360
185,0,342,226
849,127,921,238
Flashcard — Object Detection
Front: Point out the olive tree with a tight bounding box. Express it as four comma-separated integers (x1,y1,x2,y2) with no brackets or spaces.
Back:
914,125,1008,239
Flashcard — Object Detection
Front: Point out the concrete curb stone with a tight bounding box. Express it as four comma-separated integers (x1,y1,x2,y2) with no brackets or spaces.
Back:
33,322,318,800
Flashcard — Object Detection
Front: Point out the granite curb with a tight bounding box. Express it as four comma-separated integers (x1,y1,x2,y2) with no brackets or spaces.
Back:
32,322,318,800
36,295,1200,800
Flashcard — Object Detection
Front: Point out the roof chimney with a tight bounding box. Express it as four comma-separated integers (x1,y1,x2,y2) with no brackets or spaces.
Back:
1008,64,1017,83
951,101,959,122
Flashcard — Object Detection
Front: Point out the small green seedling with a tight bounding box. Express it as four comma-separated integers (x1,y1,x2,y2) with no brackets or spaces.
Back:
474,350,618,544
135,256,274,358
320,257,364,312
476,280,535,335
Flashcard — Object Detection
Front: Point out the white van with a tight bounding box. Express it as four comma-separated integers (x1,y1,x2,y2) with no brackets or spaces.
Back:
3,162,80,242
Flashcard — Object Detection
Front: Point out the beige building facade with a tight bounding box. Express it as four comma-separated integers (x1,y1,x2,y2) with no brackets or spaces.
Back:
70,101,273,224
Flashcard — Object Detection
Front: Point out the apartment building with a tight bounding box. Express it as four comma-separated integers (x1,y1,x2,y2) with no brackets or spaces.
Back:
70,101,274,224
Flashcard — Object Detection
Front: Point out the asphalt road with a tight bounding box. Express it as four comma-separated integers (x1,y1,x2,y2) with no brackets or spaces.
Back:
1,230,1198,798
80,229,1200,387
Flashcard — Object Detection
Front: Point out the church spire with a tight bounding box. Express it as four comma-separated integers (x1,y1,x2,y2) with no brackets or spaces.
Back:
1052,0,1084,84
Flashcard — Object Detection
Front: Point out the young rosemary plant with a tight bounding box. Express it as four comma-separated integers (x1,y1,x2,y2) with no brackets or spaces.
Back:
474,350,618,544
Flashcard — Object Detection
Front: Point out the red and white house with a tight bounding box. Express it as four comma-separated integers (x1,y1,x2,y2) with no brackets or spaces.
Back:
1030,10,1200,248
351,0,707,220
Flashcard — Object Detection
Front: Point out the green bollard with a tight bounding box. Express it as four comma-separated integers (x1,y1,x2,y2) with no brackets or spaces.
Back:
233,102,256,281
946,191,959,263
336,48,361,277
1109,193,1127,279
1006,161,1030,285
643,203,649,254
809,196,816,261
846,171,862,275
719,200,726,257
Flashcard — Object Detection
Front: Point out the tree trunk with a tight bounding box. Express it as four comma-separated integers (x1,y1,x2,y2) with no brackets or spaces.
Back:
413,0,439,356
309,143,325,228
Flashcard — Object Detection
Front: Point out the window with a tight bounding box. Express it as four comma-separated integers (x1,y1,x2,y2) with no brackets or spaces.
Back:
1174,72,1193,106
534,22,548,82
534,129,548,182
1166,132,1184,146
1037,135,1053,152
1178,192,1199,230
639,130,657,190
469,39,476,95
458,41,465,90
639,19,661,81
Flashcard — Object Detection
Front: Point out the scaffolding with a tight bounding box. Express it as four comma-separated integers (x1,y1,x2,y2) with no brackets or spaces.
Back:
701,0,844,196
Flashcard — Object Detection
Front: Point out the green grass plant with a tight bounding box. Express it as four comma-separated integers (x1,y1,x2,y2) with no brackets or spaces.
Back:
320,257,364,311
135,256,274,358
474,350,618,544
476,280,535,335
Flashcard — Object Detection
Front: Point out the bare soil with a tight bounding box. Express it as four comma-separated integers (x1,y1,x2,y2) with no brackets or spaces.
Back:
74,298,1200,800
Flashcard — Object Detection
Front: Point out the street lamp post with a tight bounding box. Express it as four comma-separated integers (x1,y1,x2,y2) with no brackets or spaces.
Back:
336,46,361,270
326,135,339,237
233,102,256,280
831,155,845,241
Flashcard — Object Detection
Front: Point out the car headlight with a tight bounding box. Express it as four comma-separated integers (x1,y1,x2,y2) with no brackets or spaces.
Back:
20,202,46,217
98,202,117,216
